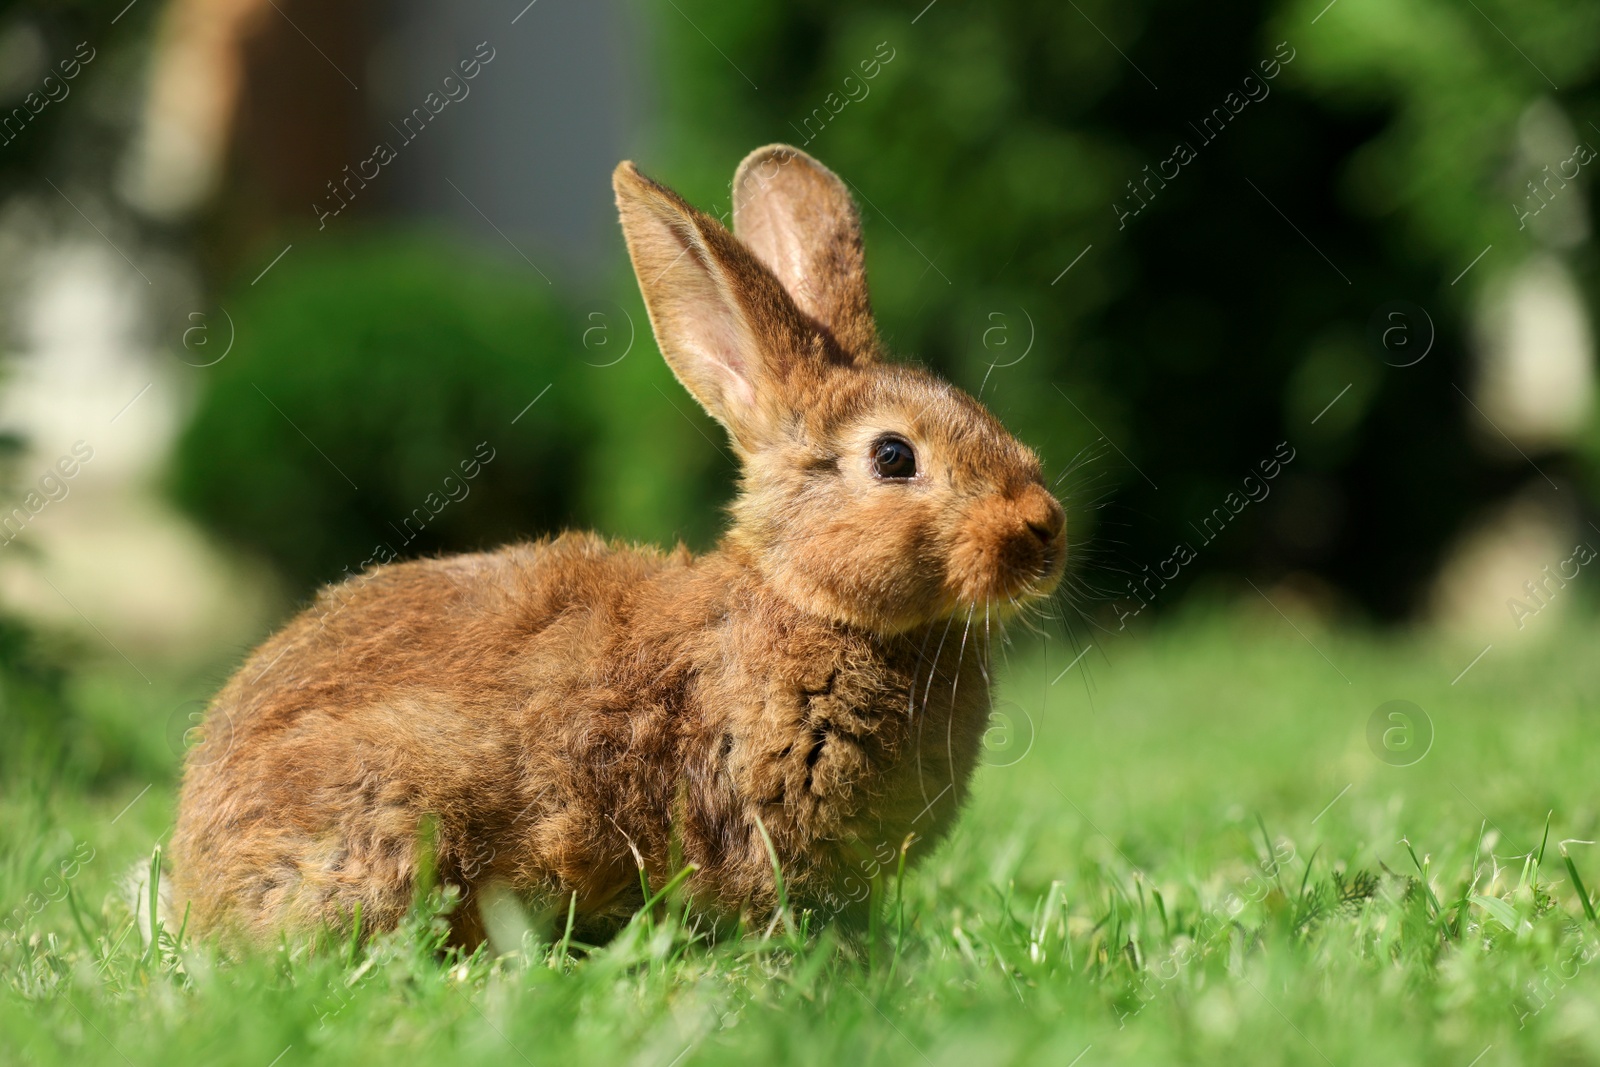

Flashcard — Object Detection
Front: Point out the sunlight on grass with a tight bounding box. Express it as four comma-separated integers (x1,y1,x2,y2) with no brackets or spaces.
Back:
3,609,1598,1066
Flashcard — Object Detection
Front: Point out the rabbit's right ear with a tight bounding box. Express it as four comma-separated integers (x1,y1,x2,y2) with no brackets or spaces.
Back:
732,145,877,362
614,161,814,453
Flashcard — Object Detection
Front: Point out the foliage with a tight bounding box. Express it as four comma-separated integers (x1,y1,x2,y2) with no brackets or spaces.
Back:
645,0,1600,618
147,0,1600,616
0,613,75,780
0,395,82,790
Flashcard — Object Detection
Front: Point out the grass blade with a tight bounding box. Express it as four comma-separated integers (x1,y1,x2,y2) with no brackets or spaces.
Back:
640,863,697,913
887,834,914,986
144,845,163,968
1297,845,1322,903
751,813,792,940
1562,848,1598,926
1401,838,1442,917
1255,815,1284,893
1470,894,1520,932
63,880,97,954
347,900,363,967
174,901,191,954
554,890,577,966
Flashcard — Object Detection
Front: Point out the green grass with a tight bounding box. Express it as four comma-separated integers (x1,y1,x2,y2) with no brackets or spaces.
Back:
5,607,1600,1066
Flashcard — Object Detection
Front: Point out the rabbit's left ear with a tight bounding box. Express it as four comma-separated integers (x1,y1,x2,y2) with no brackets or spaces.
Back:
732,145,878,362
614,160,819,453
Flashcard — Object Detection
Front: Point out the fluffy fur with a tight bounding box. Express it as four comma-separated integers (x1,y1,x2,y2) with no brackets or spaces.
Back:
171,144,1067,945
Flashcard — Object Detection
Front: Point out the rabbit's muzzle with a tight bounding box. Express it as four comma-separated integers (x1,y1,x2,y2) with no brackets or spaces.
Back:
946,482,1067,608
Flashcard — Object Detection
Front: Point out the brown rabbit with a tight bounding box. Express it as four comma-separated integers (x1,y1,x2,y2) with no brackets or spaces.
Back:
171,144,1066,946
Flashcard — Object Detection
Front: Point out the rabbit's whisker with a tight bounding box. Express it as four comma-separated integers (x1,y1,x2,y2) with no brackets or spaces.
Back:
906,622,937,724
946,604,976,791
972,601,985,700
914,611,958,806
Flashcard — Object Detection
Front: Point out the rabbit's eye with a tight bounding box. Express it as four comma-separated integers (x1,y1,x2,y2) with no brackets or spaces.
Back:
872,436,917,480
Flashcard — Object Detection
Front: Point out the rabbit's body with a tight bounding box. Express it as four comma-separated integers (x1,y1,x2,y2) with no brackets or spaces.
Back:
174,144,1064,945
174,533,985,944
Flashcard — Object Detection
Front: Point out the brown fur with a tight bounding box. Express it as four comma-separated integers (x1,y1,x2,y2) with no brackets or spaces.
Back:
171,144,1066,946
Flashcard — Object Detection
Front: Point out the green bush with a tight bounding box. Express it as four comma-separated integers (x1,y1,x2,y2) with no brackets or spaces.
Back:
169,234,737,597
0,613,72,780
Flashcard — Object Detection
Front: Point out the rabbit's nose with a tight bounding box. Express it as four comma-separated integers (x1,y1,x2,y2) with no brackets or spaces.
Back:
1018,489,1065,548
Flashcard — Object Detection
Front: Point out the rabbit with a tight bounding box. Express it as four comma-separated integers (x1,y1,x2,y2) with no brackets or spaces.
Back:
170,144,1067,947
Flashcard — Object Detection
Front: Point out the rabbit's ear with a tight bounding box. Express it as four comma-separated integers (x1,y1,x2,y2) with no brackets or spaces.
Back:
732,144,877,362
614,161,815,451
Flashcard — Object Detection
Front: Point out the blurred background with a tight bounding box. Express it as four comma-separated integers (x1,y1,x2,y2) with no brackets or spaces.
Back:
2,0,1599,788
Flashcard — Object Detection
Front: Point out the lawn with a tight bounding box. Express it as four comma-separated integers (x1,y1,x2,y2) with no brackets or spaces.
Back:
4,606,1598,1066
